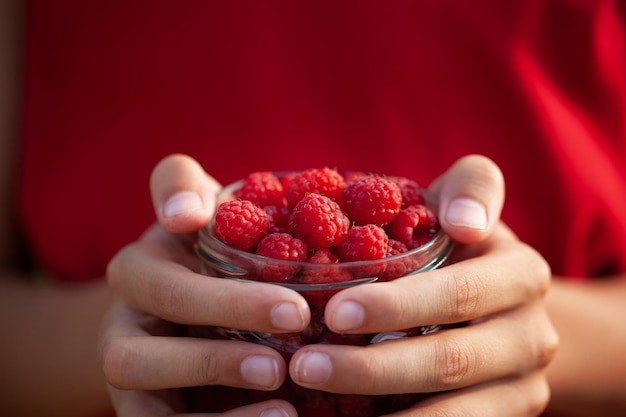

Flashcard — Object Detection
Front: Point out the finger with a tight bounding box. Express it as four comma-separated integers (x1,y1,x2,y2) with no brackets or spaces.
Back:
289,305,557,395
429,154,505,244
112,387,297,417
100,300,288,391
103,336,287,391
107,231,310,332
323,225,551,333
395,371,550,417
150,153,222,234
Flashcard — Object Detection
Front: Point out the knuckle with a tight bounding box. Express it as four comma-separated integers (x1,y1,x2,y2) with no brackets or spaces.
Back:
448,271,482,320
357,356,385,393
536,322,560,369
526,374,551,416
193,350,221,385
520,244,552,298
101,337,136,389
105,244,133,293
434,337,473,389
152,275,188,322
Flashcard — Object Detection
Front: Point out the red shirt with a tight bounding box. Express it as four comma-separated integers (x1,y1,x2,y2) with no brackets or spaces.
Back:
19,0,626,282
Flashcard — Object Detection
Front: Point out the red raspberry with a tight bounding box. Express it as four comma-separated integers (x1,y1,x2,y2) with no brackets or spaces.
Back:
256,232,309,261
301,248,352,285
301,287,343,307
386,238,409,257
387,175,425,207
306,247,339,264
285,167,345,207
263,204,292,233
235,171,286,208
288,193,350,249
339,224,388,262
379,239,412,281
388,204,441,249
341,175,402,226
213,199,270,251
255,233,309,282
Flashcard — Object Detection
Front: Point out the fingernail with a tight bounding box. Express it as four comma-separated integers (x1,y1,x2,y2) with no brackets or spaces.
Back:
163,191,203,218
445,198,488,230
330,300,365,331
271,302,305,331
293,351,332,385
260,406,290,417
240,355,279,388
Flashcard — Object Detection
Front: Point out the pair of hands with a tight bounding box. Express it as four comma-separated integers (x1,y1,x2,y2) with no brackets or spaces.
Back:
99,154,558,416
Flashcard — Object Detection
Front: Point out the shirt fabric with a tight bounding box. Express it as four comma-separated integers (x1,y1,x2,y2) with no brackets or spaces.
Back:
19,0,626,285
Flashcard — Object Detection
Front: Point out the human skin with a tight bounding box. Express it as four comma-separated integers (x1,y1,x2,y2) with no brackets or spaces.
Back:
0,1,110,416
2,2,625,415
100,153,558,417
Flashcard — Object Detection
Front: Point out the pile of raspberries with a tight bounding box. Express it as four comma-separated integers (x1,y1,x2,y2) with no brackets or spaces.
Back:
212,168,441,283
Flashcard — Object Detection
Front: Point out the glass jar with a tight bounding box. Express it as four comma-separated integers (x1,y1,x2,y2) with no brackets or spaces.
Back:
188,175,457,416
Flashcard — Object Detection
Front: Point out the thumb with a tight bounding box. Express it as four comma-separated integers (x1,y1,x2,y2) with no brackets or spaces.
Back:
429,154,505,244
150,153,222,234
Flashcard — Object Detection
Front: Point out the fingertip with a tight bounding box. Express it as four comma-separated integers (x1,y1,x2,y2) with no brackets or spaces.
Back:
150,153,221,233
162,190,204,218
433,154,505,244
441,197,490,244
159,188,215,233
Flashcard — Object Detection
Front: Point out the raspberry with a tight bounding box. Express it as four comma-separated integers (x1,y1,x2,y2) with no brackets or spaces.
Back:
387,175,425,207
288,193,350,249
255,233,309,282
301,248,352,285
306,247,339,264
339,224,388,262
341,175,402,226
235,171,286,208
379,239,412,281
386,238,409,256
256,232,309,262
285,167,345,207
388,204,441,249
213,199,271,251
263,204,292,233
